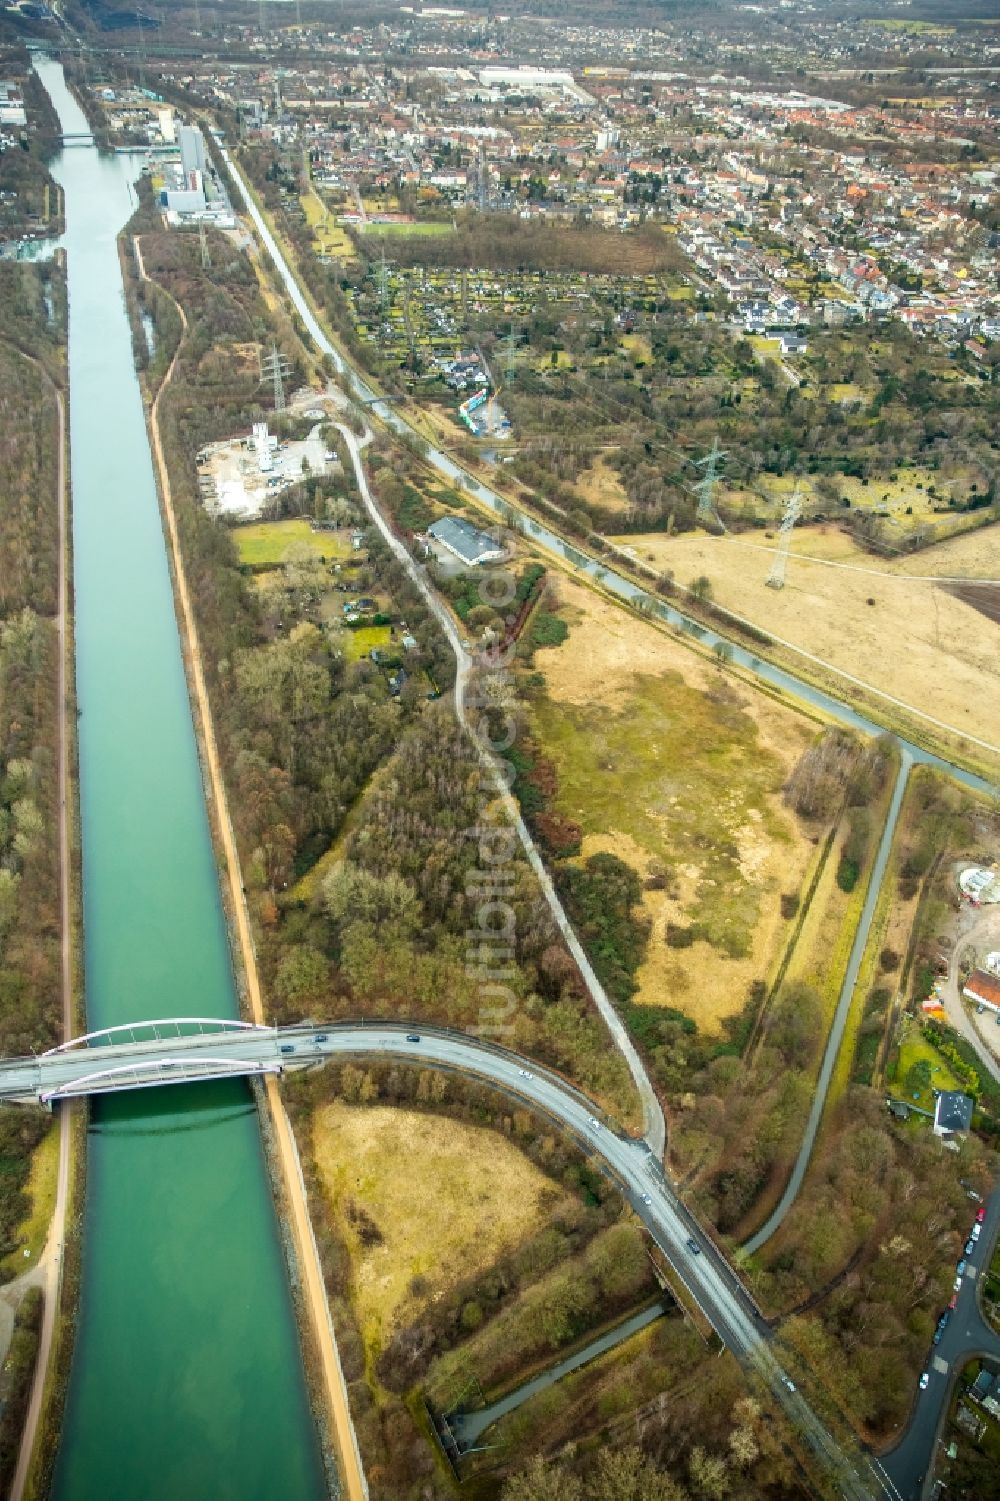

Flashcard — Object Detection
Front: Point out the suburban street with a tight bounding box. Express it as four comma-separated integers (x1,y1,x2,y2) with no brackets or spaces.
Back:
941,903,1000,1086
882,1184,1000,1500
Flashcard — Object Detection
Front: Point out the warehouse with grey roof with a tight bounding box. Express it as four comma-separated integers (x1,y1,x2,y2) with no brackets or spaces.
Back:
427,516,505,567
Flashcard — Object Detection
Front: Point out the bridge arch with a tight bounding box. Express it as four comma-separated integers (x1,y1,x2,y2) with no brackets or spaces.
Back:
42,1017,274,1057
40,1056,280,1105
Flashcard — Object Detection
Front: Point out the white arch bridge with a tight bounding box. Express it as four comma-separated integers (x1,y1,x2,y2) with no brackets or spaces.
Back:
0,1017,897,1499
0,1017,329,1107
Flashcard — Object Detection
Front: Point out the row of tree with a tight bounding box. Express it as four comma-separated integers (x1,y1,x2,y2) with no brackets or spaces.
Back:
0,266,67,1267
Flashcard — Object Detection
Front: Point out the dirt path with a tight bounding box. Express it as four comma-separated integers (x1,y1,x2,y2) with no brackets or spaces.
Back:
9,367,75,1501
336,423,665,1155
719,534,1000,586
137,240,368,1501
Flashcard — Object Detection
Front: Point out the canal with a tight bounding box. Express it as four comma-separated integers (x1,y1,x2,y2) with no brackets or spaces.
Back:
225,147,995,797
34,57,326,1501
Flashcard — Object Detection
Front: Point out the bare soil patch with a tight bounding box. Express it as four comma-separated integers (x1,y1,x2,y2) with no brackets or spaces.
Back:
942,581,1000,627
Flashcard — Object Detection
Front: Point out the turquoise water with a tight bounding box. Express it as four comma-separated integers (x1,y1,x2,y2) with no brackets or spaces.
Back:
35,56,325,1501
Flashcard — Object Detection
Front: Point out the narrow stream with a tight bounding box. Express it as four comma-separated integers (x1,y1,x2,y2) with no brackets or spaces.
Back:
34,56,326,1501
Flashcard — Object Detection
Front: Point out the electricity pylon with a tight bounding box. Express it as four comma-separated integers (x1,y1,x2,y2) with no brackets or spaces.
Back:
504,328,517,385
260,343,291,413
199,219,211,269
693,436,727,528
766,484,804,589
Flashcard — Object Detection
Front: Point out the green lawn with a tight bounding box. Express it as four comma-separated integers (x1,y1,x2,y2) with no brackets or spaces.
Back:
233,519,351,567
342,623,392,663
895,1024,961,1111
361,221,454,238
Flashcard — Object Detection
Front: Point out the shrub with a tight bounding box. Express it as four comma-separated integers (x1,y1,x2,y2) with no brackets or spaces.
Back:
531,612,569,650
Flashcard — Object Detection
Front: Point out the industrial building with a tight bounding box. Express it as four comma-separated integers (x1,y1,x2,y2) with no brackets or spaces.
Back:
427,516,505,567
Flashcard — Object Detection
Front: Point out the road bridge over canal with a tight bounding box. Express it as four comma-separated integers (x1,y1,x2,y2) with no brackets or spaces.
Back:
0,1017,907,1499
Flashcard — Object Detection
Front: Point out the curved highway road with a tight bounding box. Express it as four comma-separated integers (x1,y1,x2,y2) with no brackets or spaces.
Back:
213,146,999,1496
0,1017,891,1500
304,1024,895,1501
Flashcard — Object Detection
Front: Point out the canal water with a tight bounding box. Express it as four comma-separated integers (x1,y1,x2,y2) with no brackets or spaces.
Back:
34,57,325,1501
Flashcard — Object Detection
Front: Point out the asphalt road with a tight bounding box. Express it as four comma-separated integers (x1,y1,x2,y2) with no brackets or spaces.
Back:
196,148,998,1494
334,421,666,1157
1,1020,891,1499
745,751,913,1254
882,1187,1000,1501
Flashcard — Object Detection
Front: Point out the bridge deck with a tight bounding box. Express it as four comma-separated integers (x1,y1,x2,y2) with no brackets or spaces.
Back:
0,1024,320,1106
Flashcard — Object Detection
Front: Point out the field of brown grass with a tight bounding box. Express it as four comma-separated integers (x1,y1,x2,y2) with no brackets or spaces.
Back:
615,524,1000,752
576,454,630,514
312,1102,569,1354
533,579,817,1032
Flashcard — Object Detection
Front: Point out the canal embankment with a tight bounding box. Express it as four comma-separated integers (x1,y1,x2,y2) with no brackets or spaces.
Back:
31,54,327,1501
130,214,365,1501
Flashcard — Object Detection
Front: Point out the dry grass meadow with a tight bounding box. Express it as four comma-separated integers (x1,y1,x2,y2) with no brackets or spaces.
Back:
532,579,817,1032
616,522,1000,751
312,1101,570,1352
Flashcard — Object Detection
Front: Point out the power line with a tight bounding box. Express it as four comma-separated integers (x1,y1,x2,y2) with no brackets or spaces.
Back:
693,436,727,528
260,342,291,413
766,483,804,589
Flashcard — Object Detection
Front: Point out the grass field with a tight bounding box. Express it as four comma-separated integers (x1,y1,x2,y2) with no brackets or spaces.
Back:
620,332,652,363
896,1021,961,1112
233,518,350,567
341,623,392,662
301,189,356,262
1,1125,58,1277
361,221,454,239
892,520,1000,579
576,453,630,513
617,526,1000,752
312,1101,568,1354
531,579,816,1030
